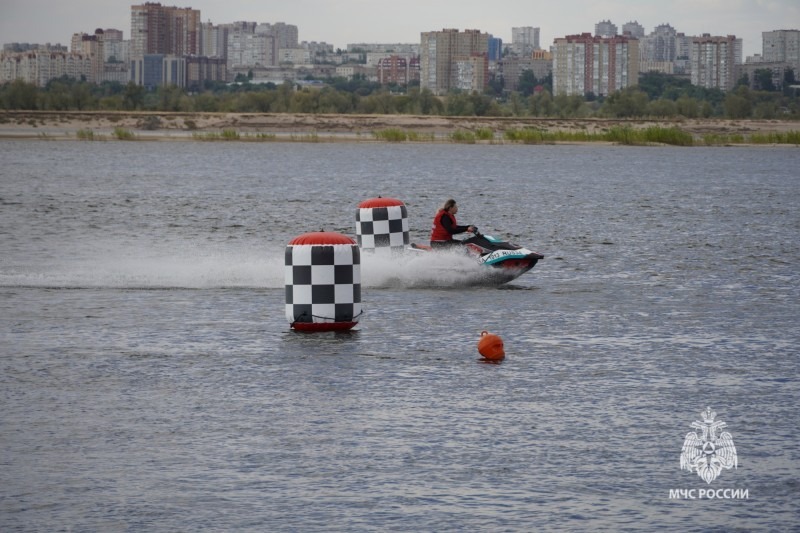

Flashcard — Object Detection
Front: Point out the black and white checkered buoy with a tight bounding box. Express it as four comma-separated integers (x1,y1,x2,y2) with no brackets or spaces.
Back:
285,231,362,332
355,197,409,255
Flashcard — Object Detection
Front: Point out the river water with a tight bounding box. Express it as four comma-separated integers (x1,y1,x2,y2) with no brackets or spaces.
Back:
1,140,798,531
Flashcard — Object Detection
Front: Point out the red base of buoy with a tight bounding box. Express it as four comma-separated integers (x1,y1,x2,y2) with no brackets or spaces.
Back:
292,321,358,332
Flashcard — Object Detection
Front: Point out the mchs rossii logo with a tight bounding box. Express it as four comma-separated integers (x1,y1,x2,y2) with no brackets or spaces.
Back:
681,407,738,483
670,407,748,500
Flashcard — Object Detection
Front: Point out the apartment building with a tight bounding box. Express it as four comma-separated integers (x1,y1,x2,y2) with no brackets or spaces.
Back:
640,24,678,62
451,55,488,92
76,30,106,83
131,54,186,89
552,33,639,96
130,2,201,58
499,52,553,92
0,51,92,87
595,20,618,38
2,43,67,53
1,29,129,86
690,34,741,91
335,63,374,81
224,23,301,79
511,27,540,57
376,55,420,85
420,28,490,95
278,48,311,65
622,21,645,39
762,29,800,73
347,43,420,55
257,23,299,50
227,32,276,72
738,58,793,90
735,30,798,91
129,3,201,87
200,22,229,59
186,56,227,90
488,37,503,62
101,30,130,64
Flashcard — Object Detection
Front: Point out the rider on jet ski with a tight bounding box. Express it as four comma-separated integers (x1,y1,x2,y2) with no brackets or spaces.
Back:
430,199,477,249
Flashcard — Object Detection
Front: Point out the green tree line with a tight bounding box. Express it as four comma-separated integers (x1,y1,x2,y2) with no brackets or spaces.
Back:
1,72,798,119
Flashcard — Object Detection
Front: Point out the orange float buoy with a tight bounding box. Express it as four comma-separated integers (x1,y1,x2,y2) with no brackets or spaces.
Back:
477,330,505,361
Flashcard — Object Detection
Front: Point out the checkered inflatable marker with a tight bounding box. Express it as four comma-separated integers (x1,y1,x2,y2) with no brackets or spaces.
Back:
285,235,361,328
355,199,410,255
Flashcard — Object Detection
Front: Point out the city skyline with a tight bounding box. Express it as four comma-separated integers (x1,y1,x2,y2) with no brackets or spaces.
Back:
1,0,797,58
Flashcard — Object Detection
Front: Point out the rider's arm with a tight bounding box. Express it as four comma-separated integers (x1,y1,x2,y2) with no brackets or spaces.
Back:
441,214,470,235
442,214,467,235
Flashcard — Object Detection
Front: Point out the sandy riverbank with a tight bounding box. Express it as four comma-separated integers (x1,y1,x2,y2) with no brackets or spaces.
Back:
1,110,798,143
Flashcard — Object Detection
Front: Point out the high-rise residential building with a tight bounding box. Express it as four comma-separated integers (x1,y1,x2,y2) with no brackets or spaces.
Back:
638,23,679,73
101,29,129,63
70,33,85,54
690,34,742,91
672,33,693,74
335,63,372,80
676,33,692,59
205,21,256,63
738,59,793,90
552,33,639,96
81,31,106,83
67,28,128,77
376,55,420,85
420,28,490,95
733,29,800,90
0,51,92,86
364,52,396,67
2,43,67,53
186,55,226,89
511,27,540,57
103,29,124,42
595,20,618,38
346,43,420,54
499,52,552,92
643,24,678,62
200,22,229,59
130,3,201,58
221,22,300,78
278,47,310,65
452,55,489,92
6,30,123,85
762,29,800,72
488,37,503,62
132,53,186,89
227,31,276,74
622,21,645,39
68,29,107,83
129,3,200,87
256,23,299,49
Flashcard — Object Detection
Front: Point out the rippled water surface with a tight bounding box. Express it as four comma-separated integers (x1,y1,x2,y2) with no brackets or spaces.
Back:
2,141,799,531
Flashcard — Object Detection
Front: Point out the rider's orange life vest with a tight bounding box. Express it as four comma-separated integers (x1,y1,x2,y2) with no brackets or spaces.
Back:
430,209,457,242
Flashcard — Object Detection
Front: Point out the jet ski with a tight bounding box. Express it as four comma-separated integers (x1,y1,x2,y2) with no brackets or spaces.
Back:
409,229,544,284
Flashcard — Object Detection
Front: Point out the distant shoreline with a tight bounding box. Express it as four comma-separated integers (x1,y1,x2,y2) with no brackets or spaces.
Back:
1,110,798,145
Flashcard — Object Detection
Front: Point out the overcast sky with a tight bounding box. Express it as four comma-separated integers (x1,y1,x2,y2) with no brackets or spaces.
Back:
1,0,797,57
